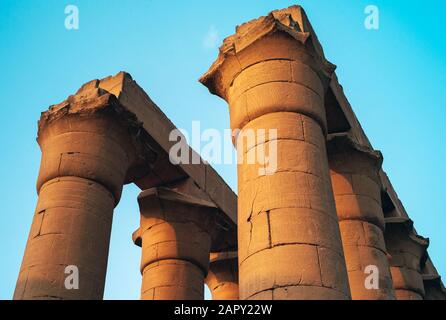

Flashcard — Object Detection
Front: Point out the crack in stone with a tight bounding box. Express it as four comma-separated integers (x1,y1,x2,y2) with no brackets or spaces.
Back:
232,78,323,104
240,242,345,266
316,246,324,286
241,167,325,186
246,283,351,300
34,210,46,238
246,186,258,254
266,210,272,248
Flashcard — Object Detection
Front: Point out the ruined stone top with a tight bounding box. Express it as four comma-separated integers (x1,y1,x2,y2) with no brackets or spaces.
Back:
199,5,335,100
38,80,143,142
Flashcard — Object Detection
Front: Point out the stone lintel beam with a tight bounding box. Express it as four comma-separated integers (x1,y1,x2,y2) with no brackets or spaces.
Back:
200,6,351,300
136,187,218,300
14,86,150,300
97,72,237,228
206,251,239,300
93,72,237,254
327,133,395,300
384,217,429,300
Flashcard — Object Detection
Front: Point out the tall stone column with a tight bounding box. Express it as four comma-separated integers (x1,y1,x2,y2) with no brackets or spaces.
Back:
200,6,351,300
385,217,428,300
327,134,395,300
205,251,239,300
14,87,143,299
135,187,217,300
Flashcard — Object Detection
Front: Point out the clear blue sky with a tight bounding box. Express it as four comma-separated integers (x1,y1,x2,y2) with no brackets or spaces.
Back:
1,0,445,299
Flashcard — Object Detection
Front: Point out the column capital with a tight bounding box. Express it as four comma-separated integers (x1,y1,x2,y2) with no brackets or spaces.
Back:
385,217,429,299
385,217,429,259
327,133,383,166
134,183,236,253
200,5,335,101
137,187,218,275
36,81,156,201
135,187,219,246
38,81,141,145
134,187,219,245
327,133,383,186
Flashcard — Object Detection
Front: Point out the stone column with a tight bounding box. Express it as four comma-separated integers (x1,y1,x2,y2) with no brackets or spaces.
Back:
14,87,143,299
200,7,350,300
385,217,428,300
327,134,395,299
135,187,217,300
205,251,239,300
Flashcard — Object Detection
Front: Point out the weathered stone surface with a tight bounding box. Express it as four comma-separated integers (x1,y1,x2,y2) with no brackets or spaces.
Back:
394,289,423,300
141,260,204,300
205,251,239,300
200,5,350,300
328,133,395,300
15,71,238,300
385,217,429,300
240,245,349,300
14,3,445,301
136,187,217,300
272,285,350,300
14,90,142,300
421,257,446,300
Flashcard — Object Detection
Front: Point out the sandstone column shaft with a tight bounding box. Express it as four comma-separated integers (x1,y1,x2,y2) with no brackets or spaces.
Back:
137,188,216,300
385,218,428,300
200,7,351,300
206,251,239,300
328,136,395,299
14,92,138,299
